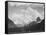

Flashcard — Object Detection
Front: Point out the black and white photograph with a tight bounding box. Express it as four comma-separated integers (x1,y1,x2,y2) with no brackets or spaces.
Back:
5,1,45,34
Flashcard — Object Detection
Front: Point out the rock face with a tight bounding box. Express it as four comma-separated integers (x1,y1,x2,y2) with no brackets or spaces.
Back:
8,4,44,27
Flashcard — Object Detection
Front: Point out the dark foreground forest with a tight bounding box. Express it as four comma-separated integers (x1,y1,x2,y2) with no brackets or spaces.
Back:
8,18,45,34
